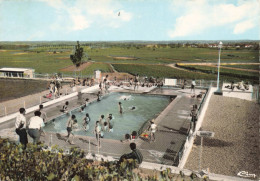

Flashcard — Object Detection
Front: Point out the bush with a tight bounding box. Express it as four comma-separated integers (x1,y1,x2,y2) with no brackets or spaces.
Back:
0,137,211,180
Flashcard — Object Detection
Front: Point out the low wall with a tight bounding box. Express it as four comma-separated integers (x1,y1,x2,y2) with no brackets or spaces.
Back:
222,83,253,101
178,87,216,169
0,85,99,124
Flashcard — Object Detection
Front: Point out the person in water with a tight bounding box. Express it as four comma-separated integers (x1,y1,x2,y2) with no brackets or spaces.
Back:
119,102,123,114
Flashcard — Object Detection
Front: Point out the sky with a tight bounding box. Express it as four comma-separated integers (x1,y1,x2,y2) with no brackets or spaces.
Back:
0,0,259,41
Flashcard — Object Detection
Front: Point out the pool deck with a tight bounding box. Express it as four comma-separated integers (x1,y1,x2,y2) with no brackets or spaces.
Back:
0,85,205,166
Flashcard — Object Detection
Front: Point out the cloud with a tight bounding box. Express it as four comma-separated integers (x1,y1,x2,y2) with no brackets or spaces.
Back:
233,19,255,34
168,0,259,38
43,0,133,31
70,14,91,30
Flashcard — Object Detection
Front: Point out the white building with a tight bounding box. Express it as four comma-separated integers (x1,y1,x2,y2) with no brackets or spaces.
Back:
0,68,35,78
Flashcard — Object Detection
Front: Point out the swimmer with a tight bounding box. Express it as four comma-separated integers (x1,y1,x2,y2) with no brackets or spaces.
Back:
106,114,113,127
109,125,113,133
119,95,131,100
61,101,69,113
121,133,131,143
82,113,91,131
93,121,102,148
131,106,136,110
131,131,137,140
85,98,89,106
79,106,85,112
118,102,123,114
103,122,108,132
99,115,105,129
97,91,101,102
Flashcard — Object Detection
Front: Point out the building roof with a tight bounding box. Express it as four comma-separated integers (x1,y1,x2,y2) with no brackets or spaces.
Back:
0,68,34,72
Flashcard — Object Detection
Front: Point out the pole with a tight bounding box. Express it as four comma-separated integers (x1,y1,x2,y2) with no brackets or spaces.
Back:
199,137,203,171
89,138,90,153
217,46,221,90
23,101,26,109
97,135,100,154
49,134,53,147
40,96,42,104
4,106,7,116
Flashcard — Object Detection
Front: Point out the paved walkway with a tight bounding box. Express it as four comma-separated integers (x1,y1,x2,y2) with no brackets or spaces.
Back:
0,86,205,166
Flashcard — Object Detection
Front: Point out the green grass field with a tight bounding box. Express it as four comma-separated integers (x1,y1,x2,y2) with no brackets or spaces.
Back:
0,50,72,74
0,78,48,102
0,45,259,83
176,64,259,83
112,63,217,80
86,47,258,64
81,62,113,75
223,64,260,70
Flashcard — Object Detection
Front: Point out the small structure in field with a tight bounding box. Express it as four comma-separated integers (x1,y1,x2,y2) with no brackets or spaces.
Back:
0,67,35,78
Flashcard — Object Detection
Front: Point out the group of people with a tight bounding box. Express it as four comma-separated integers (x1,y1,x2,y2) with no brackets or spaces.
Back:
45,79,62,99
70,77,95,87
65,112,114,147
225,81,250,91
15,105,47,149
14,102,144,167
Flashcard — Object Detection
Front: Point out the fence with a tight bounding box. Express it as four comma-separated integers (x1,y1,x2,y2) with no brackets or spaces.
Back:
1,75,258,118
0,85,76,117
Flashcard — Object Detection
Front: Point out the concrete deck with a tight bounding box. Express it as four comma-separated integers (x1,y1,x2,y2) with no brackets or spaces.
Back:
0,85,206,166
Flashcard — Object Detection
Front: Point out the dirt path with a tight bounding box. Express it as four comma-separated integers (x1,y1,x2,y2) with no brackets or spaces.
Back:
60,62,92,72
109,63,118,73
167,63,211,76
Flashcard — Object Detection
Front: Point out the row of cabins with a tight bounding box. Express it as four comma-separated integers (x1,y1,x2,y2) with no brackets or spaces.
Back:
0,68,34,78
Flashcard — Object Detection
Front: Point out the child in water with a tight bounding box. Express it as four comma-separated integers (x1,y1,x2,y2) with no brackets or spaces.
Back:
118,102,123,114
109,125,113,133
61,101,69,113
82,113,91,131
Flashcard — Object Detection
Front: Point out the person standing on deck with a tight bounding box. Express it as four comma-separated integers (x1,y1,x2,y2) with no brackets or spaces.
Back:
28,111,44,144
15,108,28,149
191,79,196,96
148,119,158,142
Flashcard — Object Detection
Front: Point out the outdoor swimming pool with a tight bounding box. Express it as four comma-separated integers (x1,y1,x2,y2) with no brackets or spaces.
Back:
43,92,172,140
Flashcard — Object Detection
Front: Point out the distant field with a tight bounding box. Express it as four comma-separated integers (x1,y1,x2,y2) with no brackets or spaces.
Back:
81,62,113,76
0,78,48,102
86,47,258,64
0,45,259,82
0,50,72,74
176,64,259,84
112,63,217,80
223,64,260,70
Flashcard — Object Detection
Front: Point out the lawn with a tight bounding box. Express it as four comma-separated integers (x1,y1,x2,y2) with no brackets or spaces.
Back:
0,78,48,102
112,63,217,80
176,64,259,84
87,47,259,64
0,50,72,74
223,64,260,70
81,62,114,76
0,44,258,82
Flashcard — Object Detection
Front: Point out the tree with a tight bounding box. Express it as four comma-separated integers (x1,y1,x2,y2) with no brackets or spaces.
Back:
70,41,84,68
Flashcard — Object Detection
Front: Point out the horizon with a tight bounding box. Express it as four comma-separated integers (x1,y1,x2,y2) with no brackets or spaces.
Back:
0,0,259,41
0,39,259,43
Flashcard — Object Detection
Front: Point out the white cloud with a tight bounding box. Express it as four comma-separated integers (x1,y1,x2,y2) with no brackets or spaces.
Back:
168,0,259,38
43,0,133,31
70,14,91,30
233,19,255,34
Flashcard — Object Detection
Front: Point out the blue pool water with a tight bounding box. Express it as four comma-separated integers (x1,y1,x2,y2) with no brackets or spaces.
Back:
43,92,171,140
